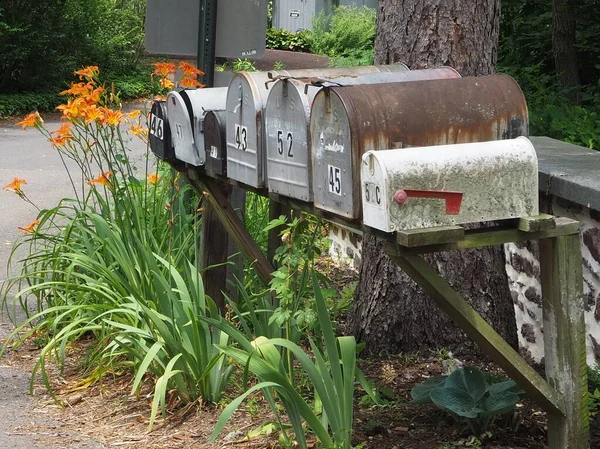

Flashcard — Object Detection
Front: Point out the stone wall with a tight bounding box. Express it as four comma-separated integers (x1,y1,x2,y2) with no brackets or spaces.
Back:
506,196,600,366
328,137,600,367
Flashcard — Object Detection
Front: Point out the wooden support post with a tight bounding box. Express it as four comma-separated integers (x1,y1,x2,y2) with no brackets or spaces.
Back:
200,180,230,310
226,186,246,301
385,248,566,417
539,234,589,449
199,182,246,308
188,173,274,284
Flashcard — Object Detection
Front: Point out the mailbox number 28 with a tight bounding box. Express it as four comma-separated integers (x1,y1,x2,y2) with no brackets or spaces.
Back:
277,130,293,157
328,164,342,196
235,124,248,151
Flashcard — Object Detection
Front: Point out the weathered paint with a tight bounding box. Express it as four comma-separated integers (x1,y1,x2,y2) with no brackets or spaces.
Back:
225,65,410,188
310,74,529,219
360,137,538,231
166,87,228,166
264,67,459,202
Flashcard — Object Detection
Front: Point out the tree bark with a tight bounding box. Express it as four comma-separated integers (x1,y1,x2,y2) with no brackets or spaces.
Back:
348,0,519,354
551,0,581,103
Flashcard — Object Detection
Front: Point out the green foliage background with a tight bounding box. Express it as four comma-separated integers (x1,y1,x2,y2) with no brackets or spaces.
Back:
0,0,145,93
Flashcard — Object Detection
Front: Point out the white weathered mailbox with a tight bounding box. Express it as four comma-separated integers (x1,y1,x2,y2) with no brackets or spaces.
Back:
166,87,228,166
310,74,530,219
264,67,460,202
360,137,539,232
225,64,409,188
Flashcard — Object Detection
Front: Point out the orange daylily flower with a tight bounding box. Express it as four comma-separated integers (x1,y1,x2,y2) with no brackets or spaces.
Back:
84,86,105,105
18,219,39,234
130,124,148,137
153,95,167,101
50,122,74,147
152,62,176,77
126,110,141,120
101,108,124,127
159,78,175,90
83,105,104,124
56,97,87,120
3,177,27,193
178,77,205,89
60,82,93,97
147,173,160,185
178,61,204,77
16,112,43,129
74,66,99,80
87,171,113,187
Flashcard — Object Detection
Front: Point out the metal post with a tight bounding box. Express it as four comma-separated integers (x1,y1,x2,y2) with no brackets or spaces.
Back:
197,0,218,88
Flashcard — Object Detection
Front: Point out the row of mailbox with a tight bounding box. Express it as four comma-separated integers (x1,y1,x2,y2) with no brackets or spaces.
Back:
149,65,539,231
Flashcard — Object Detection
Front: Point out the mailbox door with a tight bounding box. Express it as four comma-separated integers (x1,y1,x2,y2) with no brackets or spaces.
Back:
311,90,355,217
149,100,174,161
265,78,312,201
204,110,227,176
167,91,200,165
226,72,270,188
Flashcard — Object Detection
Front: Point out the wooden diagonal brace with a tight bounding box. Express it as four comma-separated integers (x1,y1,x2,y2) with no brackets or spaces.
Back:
188,172,274,285
384,247,566,417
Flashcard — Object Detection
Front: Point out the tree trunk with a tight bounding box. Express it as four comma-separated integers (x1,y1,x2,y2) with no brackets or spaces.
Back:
551,0,581,103
348,0,519,355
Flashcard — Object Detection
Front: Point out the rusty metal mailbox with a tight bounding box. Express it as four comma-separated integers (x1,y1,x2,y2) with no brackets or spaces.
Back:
149,100,175,161
310,74,529,219
166,87,227,166
225,64,409,188
360,137,539,232
203,110,227,176
264,67,460,202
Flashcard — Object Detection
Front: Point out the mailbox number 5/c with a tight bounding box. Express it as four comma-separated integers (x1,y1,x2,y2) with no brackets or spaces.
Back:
365,182,382,206
150,114,164,140
235,124,248,151
277,130,293,157
328,164,342,196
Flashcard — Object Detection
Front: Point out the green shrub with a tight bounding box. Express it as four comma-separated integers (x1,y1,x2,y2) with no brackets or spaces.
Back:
266,28,312,52
0,91,62,118
310,5,376,66
0,1,145,93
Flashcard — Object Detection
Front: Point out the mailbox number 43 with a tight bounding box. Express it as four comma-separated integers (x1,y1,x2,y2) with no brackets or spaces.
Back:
235,124,248,151
328,165,342,196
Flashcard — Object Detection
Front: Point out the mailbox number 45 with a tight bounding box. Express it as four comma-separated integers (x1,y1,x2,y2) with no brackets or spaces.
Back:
328,165,342,196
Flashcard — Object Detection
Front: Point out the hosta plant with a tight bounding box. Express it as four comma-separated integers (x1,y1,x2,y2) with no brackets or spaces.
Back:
410,366,525,435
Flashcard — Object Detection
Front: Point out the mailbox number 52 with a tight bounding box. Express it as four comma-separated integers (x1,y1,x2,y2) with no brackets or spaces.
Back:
235,124,248,151
149,114,164,140
328,164,342,196
277,130,293,157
